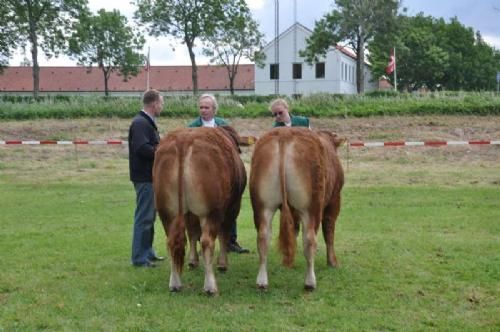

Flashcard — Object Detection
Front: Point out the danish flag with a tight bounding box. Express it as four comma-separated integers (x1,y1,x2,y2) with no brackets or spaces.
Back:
385,48,395,75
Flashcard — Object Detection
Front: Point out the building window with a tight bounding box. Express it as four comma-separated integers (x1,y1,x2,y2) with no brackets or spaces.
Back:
293,63,302,79
270,64,279,80
315,62,325,78
344,63,348,81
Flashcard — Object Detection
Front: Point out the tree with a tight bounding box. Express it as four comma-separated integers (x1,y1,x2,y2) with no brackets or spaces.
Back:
202,0,265,95
369,14,450,91
68,9,145,97
467,33,500,91
0,4,15,72
134,0,242,95
300,0,400,94
369,14,500,91
0,0,89,98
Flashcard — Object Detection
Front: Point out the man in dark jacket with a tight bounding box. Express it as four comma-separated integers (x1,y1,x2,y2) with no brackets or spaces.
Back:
128,89,165,267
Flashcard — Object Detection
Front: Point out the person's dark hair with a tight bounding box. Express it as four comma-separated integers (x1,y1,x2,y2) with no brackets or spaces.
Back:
143,89,161,106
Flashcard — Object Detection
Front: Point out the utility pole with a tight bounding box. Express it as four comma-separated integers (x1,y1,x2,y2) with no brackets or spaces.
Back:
275,0,279,95
293,0,297,96
497,71,500,93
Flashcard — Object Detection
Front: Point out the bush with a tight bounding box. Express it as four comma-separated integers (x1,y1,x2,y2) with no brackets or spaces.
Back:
0,92,499,120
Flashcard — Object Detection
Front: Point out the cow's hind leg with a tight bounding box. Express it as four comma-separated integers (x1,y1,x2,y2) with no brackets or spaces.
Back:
255,208,276,289
302,212,319,290
166,217,184,292
169,262,182,292
186,213,200,269
158,209,182,292
217,227,230,272
200,215,219,295
322,195,341,267
217,197,241,271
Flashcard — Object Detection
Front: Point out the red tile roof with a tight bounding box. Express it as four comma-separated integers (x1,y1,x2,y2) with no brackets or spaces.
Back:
335,45,357,61
0,65,254,93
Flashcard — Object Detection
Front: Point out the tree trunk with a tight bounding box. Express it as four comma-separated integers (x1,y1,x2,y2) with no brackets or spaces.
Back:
31,44,40,99
229,78,235,95
27,4,39,99
186,40,198,95
228,64,238,96
356,33,365,94
103,69,109,97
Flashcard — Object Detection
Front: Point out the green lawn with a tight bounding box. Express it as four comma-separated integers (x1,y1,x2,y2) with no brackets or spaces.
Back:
1,171,498,330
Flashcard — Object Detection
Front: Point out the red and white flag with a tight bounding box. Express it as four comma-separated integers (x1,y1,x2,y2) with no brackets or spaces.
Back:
385,48,395,75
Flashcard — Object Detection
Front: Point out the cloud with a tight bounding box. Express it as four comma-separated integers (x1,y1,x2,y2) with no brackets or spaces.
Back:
246,0,265,10
482,34,500,50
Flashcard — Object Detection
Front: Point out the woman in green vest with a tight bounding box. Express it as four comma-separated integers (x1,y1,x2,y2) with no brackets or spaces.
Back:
270,98,310,128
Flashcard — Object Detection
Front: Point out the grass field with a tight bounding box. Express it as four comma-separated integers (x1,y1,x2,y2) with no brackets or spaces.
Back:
1,116,499,330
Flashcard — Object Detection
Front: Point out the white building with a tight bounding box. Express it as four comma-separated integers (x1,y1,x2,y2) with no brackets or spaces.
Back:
255,23,378,96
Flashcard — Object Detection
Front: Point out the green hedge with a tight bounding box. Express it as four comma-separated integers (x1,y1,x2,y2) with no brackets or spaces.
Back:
0,92,499,120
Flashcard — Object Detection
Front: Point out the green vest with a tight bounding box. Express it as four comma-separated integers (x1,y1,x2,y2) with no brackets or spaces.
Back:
188,117,228,127
273,115,310,128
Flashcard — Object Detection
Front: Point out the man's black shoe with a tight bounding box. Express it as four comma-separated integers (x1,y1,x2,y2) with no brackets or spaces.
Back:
133,261,157,268
150,256,165,262
228,241,249,254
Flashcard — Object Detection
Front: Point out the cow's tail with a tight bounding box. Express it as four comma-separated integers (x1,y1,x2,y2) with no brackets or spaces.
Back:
168,144,186,273
278,137,296,267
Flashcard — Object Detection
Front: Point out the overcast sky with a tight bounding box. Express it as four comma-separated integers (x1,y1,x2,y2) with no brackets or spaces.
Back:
10,0,500,66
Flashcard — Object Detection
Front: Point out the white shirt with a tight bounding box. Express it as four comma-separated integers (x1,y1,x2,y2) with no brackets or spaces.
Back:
142,110,156,123
201,118,216,127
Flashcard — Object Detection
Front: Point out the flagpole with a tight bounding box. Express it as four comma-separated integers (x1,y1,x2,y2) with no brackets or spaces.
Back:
393,47,397,92
146,46,150,90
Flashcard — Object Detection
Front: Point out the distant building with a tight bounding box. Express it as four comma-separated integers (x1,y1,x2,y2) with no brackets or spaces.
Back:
0,24,385,97
0,65,254,96
255,22,378,96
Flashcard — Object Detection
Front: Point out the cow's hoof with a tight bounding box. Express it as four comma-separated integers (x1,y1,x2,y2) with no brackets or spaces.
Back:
327,260,338,268
169,286,182,292
217,265,227,272
204,289,218,296
304,284,316,292
188,262,199,269
257,284,268,291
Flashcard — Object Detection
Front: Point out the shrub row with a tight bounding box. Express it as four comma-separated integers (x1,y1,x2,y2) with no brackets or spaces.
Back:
0,92,499,120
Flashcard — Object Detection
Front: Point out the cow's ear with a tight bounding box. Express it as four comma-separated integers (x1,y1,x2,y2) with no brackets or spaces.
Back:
219,125,242,153
332,135,346,148
318,130,346,148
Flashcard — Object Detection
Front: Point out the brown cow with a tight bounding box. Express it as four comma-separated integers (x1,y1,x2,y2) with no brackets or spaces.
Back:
249,127,344,290
153,126,246,294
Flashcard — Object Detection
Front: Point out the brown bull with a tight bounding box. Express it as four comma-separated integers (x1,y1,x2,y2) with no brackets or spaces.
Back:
153,126,246,294
249,127,344,290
